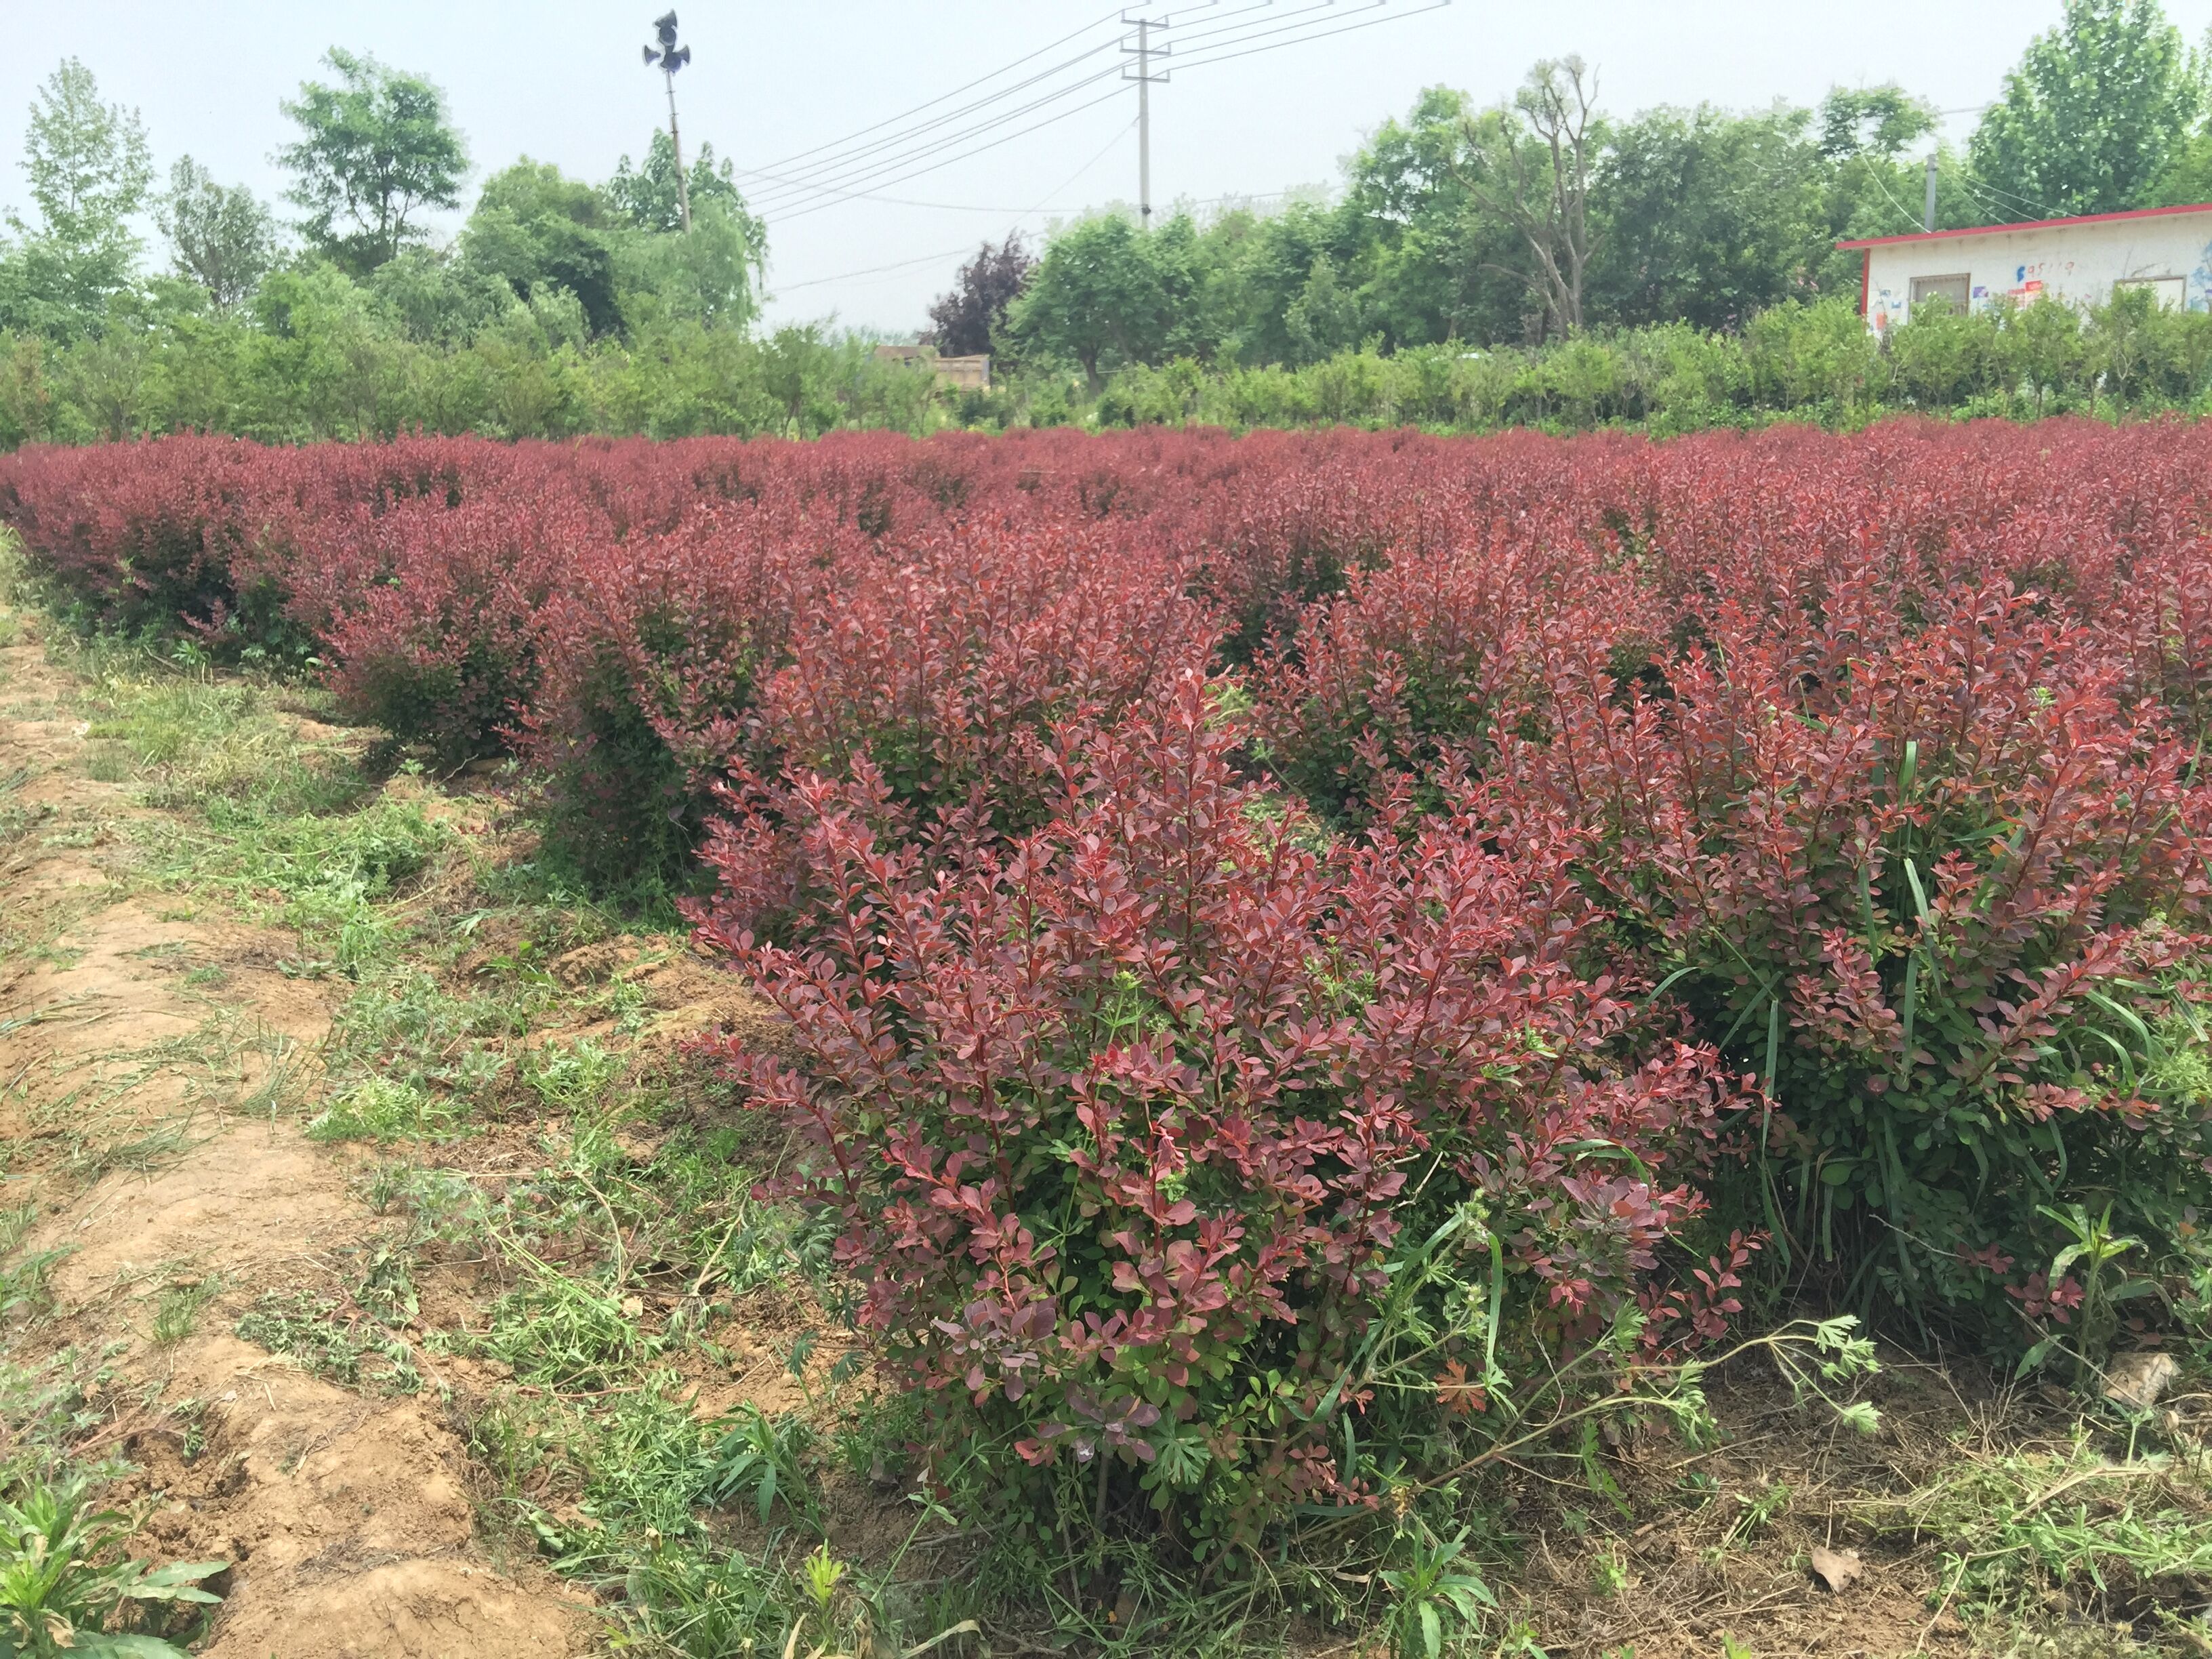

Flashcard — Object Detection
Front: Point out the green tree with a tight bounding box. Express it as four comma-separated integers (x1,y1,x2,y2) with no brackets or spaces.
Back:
1338,89,1533,350
1807,86,1987,295
1178,199,1349,365
1969,0,2203,219
368,245,516,345
1819,84,1940,162
1007,213,1186,388
0,59,154,338
462,159,620,335
158,157,277,309
615,199,765,332
279,48,466,275
607,131,756,237
1283,253,1366,363
1588,104,1827,330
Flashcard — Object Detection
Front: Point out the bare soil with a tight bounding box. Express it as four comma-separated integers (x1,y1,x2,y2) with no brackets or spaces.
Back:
0,619,595,1658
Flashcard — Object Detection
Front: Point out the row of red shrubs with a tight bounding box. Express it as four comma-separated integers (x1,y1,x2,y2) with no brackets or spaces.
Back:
6,422,2209,1549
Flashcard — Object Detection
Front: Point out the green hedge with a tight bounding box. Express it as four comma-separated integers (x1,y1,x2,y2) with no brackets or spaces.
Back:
7,289,2211,449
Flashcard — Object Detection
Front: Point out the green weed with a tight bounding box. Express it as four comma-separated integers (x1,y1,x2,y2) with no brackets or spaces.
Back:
0,1352,127,1493
481,1268,663,1393
325,964,530,1105
150,1282,219,1349
605,1546,791,1655
1379,1523,1495,1659
307,1077,466,1144
1887,1433,2212,1630
705,1405,821,1534
0,1250,70,1325
352,1244,419,1328
234,1291,419,1393
52,649,451,979
0,1474,226,1657
1715,1481,1792,1553
524,1038,623,1113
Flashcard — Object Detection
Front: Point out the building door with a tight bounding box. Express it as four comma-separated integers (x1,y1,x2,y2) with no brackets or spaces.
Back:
1909,273,1971,314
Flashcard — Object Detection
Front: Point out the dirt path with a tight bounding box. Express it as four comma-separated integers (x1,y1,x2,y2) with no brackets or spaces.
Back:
0,617,595,1658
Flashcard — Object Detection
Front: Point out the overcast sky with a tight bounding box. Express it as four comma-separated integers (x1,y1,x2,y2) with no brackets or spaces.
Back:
6,1,2212,334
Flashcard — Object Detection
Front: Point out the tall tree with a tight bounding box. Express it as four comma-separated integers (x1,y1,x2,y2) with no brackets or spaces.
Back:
1458,58,1603,337
0,59,153,335
926,234,1033,356
1818,85,1939,163
279,49,466,274
159,157,277,308
1969,0,2203,220
1811,87,1980,294
1337,88,1532,350
1007,213,1187,388
463,159,619,335
1589,104,1828,329
611,198,765,332
608,132,754,237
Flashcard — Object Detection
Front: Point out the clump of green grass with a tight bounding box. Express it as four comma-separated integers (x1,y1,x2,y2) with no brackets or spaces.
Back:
480,1267,665,1393
467,1383,896,1656
0,1348,129,1492
47,641,449,978
327,963,532,1105
235,1290,419,1393
0,527,24,629
0,766,46,858
0,1246,70,1326
352,1243,419,1328
524,1038,623,1113
1879,1429,2212,1635
307,1077,467,1144
150,1280,220,1348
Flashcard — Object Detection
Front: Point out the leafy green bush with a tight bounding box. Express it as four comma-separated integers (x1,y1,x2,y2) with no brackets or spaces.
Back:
0,1476,224,1658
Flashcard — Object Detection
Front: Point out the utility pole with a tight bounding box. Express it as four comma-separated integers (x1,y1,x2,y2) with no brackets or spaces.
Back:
1122,9,1170,227
1924,152,1938,234
644,12,695,233
1138,18,1151,226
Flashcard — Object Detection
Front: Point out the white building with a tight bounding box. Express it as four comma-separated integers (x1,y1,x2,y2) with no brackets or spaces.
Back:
1840,203,2212,333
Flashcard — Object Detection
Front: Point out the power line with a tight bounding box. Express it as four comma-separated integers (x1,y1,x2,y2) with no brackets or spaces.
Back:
767,86,1136,223
745,4,1130,176
765,121,1137,306
1867,168,1929,237
774,245,985,291
1023,115,1143,223
741,61,1130,213
738,49,1125,207
735,3,1235,209
740,1,1446,220
1969,173,2055,220
1165,0,1387,60
1160,1,1451,74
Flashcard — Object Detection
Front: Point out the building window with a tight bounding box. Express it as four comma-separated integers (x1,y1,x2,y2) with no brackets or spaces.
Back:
1909,273,1971,314
2115,274,2186,310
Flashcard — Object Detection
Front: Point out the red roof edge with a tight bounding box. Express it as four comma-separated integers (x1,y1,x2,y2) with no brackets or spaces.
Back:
1836,201,2212,251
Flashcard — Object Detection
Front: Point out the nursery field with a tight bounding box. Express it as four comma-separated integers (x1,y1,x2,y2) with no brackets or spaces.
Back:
0,421,2210,1657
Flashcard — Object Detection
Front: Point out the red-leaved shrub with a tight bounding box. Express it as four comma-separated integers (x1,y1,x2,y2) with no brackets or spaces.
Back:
14,415,2212,1403
697,678,1738,1546
1506,573,2212,1322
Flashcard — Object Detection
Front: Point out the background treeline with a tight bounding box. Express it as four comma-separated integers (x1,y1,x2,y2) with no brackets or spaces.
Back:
6,0,2212,446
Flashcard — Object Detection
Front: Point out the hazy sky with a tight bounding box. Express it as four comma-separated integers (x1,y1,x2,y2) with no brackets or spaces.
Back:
6,1,2212,333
